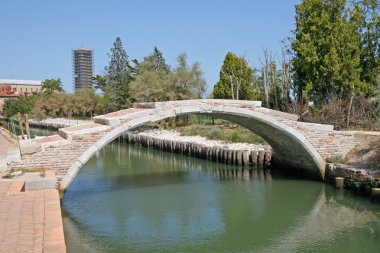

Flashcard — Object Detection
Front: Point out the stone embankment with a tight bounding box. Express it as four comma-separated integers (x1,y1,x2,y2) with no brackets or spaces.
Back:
326,163,380,202
122,130,272,168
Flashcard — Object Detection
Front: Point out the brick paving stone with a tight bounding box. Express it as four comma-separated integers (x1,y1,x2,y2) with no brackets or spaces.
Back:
0,182,66,253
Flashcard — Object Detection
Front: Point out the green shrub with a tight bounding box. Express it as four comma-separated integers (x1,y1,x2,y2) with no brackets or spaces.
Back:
326,155,347,164
229,131,240,142
210,128,222,139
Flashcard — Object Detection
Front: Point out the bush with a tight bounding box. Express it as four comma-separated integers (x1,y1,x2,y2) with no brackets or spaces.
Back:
326,155,347,164
3,96,34,118
210,128,222,139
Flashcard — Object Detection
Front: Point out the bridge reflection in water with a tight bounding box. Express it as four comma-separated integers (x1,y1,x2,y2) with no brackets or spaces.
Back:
62,142,380,253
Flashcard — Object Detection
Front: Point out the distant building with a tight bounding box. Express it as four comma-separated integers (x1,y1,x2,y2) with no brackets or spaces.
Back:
0,79,42,96
0,79,42,115
73,48,93,90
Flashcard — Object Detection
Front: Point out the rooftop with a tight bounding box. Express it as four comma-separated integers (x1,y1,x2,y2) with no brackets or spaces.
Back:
0,79,42,86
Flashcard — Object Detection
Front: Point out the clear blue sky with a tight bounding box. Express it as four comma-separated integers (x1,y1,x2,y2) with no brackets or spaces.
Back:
0,0,300,95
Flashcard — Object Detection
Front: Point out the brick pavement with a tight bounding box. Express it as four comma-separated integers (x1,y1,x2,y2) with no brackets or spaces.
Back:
0,181,66,253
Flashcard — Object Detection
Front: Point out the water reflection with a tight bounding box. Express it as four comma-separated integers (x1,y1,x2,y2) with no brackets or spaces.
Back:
62,142,380,253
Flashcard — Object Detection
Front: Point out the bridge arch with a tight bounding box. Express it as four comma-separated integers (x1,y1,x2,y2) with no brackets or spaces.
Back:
59,100,325,191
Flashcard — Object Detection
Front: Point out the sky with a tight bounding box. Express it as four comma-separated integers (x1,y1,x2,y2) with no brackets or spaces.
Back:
0,0,300,95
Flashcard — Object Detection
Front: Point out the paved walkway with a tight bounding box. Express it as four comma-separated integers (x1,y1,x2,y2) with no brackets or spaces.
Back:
0,181,66,253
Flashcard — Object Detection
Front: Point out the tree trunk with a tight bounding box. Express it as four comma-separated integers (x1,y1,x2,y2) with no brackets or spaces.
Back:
270,64,278,110
262,67,269,107
229,75,235,100
346,93,354,129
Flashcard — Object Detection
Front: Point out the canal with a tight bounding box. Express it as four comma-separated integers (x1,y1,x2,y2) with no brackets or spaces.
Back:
61,141,380,253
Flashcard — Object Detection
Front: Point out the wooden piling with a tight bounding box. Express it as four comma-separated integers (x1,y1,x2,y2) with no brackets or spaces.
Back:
371,188,380,203
242,150,250,166
250,150,258,167
24,114,31,139
258,149,265,167
236,150,243,166
17,112,25,140
335,177,344,189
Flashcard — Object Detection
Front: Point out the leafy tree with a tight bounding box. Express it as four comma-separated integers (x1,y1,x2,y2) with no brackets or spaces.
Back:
172,53,206,100
3,96,34,118
358,0,380,89
292,0,366,104
212,52,255,100
41,78,64,96
371,75,380,120
129,67,172,102
129,53,206,102
141,47,170,73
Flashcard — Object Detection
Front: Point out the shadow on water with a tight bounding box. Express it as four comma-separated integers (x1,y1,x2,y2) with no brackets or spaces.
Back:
62,141,380,253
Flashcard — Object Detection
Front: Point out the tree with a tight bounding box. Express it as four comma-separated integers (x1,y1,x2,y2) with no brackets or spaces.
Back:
41,78,64,96
129,52,206,102
103,37,134,109
93,75,107,91
212,52,255,100
172,53,206,100
141,47,170,73
358,0,380,89
3,96,34,118
105,37,132,85
129,67,172,102
291,0,365,104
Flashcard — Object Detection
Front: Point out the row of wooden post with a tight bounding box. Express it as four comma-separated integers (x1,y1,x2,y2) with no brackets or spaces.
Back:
123,132,272,168
17,112,31,139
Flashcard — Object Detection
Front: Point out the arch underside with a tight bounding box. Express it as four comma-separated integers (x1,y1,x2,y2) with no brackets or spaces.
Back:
60,107,325,191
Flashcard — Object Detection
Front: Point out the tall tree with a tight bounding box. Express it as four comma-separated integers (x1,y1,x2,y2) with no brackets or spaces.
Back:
172,53,206,100
212,52,255,100
291,0,365,104
105,37,131,84
357,0,380,89
103,37,133,109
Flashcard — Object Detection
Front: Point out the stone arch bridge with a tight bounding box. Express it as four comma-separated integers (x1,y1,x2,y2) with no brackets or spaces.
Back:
8,99,369,191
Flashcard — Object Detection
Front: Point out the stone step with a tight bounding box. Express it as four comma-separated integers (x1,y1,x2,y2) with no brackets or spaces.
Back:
59,123,111,140
94,108,151,126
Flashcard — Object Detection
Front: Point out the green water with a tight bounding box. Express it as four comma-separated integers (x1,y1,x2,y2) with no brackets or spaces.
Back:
61,142,380,253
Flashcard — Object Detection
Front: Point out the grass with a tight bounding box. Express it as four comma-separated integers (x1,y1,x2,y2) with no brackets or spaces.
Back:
326,155,347,164
173,124,266,144
2,168,46,179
